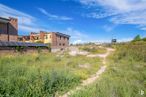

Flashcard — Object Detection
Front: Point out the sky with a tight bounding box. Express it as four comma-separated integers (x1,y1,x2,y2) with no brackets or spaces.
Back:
0,0,146,43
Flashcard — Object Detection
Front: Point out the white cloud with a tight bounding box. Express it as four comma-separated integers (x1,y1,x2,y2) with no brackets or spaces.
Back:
61,27,114,43
38,8,73,20
78,0,146,30
19,24,50,33
73,39,84,44
65,27,88,39
79,0,146,12
59,27,89,43
0,4,47,33
141,27,146,31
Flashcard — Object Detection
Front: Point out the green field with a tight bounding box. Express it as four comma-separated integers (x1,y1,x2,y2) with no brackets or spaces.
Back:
71,42,146,97
0,51,101,97
0,42,146,97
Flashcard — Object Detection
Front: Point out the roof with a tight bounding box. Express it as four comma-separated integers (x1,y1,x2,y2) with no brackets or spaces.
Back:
55,32,70,38
30,31,70,38
0,17,10,23
0,41,48,47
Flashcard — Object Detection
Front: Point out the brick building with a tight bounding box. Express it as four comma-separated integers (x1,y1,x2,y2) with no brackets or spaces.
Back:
49,32,70,50
18,35,30,42
19,31,70,50
0,17,18,41
30,31,46,43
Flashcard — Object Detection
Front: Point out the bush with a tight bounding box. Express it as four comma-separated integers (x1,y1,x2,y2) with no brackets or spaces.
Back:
0,50,101,97
0,68,80,97
142,37,146,41
79,46,106,54
0,53,85,97
71,42,146,97
132,35,141,42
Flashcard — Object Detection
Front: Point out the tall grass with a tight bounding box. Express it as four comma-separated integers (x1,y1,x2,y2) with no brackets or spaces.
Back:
71,42,146,97
0,52,101,97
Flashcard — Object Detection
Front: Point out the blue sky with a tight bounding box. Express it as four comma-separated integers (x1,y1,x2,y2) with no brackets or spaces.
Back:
0,0,146,43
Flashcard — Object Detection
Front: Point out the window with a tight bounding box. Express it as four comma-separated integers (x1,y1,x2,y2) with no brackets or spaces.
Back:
35,37,39,40
46,35,48,39
67,38,69,40
59,43,61,46
0,29,2,33
63,43,65,46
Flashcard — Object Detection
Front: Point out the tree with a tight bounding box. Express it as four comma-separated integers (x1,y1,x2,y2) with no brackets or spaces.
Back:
132,35,141,42
142,37,146,41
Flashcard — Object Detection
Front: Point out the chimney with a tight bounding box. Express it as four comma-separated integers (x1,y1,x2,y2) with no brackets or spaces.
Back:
8,17,18,41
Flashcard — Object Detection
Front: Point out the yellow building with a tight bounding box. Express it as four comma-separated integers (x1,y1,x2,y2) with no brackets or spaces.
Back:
44,33,52,44
19,31,70,50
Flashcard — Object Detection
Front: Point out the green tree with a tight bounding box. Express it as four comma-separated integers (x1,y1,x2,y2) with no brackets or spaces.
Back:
142,37,146,41
132,35,141,42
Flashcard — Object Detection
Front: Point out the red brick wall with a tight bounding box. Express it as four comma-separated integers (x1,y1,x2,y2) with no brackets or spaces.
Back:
9,35,18,41
51,32,57,47
30,32,35,42
9,18,18,35
0,23,8,34
9,18,18,41
0,34,8,41
51,32,69,49
0,23,8,41
30,32,46,43
40,31,46,42
0,17,18,41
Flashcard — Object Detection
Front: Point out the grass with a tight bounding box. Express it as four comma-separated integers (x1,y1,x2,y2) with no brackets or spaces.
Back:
0,51,101,97
79,46,107,54
71,42,146,97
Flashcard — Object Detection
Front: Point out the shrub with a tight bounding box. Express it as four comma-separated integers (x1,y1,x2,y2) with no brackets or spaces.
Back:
79,46,106,54
132,35,141,42
71,42,146,97
142,37,146,41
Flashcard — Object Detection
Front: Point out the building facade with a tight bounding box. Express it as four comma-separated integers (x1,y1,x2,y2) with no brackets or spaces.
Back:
0,17,18,41
50,32,70,50
18,35,30,42
19,31,70,50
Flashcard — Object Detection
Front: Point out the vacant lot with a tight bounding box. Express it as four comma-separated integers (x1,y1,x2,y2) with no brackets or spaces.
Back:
71,42,146,97
0,48,102,97
79,45,107,54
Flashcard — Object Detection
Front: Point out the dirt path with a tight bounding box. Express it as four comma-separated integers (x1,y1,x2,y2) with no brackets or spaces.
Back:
59,48,114,97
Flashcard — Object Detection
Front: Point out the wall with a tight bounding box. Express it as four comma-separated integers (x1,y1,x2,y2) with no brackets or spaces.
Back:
0,47,49,54
51,33,69,49
44,33,52,44
39,31,46,43
30,32,46,43
9,18,18,41
0,34,8,41
0,17,18,41
0,22,7,34
0,22,8,41
51,32,58,49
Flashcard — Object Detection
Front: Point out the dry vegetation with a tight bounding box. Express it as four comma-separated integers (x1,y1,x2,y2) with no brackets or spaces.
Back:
0,49,102,97
71,42,146,97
